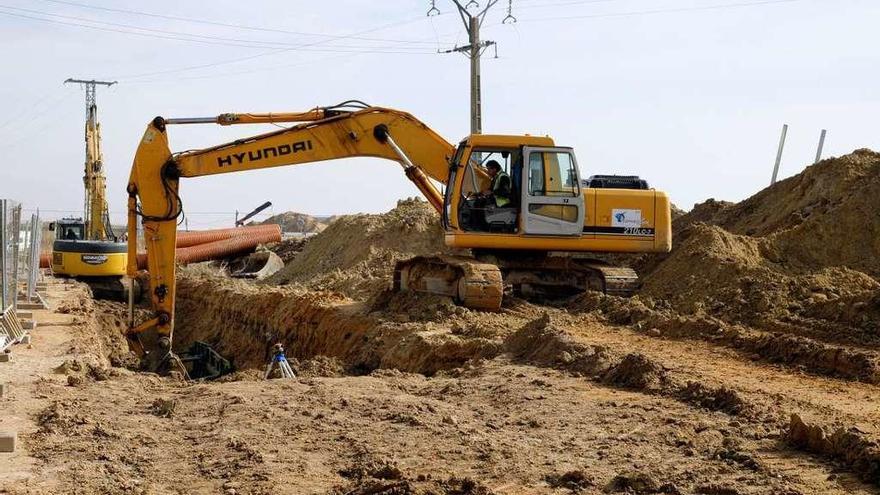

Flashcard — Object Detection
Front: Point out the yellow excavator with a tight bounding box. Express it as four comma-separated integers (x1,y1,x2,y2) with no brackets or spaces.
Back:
126,101,671,372
51,81,129,299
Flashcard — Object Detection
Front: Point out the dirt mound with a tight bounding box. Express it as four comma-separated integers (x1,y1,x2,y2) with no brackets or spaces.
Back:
257,211,328,233
634,150,880,345
267,198,451,299
787,413,880,484
641,223,879,320
671,149,880,277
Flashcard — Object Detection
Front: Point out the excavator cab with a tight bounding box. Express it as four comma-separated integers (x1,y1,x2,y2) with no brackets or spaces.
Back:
445,136,586,238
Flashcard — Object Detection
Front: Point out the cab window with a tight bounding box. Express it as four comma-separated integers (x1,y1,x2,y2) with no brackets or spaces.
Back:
527,151,578,197
459,148,520,201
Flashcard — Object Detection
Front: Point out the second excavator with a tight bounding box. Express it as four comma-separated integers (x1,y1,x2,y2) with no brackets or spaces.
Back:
126,100,671,372
51,79,130,300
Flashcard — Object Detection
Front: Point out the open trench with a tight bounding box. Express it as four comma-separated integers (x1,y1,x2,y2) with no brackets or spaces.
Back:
167,272,880,489
172,274,504,376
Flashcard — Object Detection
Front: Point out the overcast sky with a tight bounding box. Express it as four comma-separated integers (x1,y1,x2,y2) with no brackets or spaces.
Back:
1,0,878,229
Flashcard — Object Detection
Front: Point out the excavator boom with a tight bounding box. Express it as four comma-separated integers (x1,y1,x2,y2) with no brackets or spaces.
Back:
126,103,457,371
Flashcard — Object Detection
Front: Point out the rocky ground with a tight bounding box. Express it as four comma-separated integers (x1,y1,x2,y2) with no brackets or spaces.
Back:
2,150,879,494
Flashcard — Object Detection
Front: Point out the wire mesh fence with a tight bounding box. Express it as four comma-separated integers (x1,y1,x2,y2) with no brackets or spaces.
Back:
1,199,22,314
1,199,44,348
18,212,44,304
1,198,28,351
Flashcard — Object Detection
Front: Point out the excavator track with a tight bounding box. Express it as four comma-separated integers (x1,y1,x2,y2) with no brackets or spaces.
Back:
393,256,503,311
493,255,641,300
394,254,639,311
576,262,641,297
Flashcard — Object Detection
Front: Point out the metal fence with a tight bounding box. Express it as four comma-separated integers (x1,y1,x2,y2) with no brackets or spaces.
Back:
19,212,44,303
0,199,43,352
1,199,22,314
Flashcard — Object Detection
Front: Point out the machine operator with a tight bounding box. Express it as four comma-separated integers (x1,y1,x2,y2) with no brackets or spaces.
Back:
480,160,512,208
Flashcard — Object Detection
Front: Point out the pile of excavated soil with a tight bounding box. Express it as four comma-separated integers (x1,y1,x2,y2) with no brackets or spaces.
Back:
680,148,880,276
266,198,452,300
637,149,880,340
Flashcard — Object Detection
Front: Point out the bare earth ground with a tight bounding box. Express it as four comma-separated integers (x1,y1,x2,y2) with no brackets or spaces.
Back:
3,151,880,494
1,277,879,495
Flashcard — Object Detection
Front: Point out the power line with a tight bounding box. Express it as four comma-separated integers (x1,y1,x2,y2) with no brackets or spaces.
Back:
516,0,617,9
0,93,79,149
435,0,503,134
519,0,805,22
110,14,441,81
0,5,442,52
0,88,73,131
36,0,444,46
126,52,360,85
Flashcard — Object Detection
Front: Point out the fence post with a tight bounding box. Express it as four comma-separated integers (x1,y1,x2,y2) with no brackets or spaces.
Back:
26,213,41,302
771,124,788,185
1,200,7,314
814,129,827,164
10,204,21,311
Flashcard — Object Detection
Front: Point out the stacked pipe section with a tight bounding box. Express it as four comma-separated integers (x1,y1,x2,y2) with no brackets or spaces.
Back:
136,224,281,269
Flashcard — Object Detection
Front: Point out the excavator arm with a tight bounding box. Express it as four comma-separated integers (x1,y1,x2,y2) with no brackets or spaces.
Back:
126,102,456,371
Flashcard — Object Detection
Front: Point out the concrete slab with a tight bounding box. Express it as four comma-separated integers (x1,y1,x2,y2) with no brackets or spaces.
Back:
15,312,32,320
15,303,44,311
0,432,16,453
21,321,35,331
0,353,12,363
19,335,30,345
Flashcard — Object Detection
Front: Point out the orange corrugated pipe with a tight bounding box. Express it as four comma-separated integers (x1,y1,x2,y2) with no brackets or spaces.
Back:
137,225,281,269
176,224,281,248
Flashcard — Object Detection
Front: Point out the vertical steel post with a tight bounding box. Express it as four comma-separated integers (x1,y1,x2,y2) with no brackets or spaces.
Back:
0,200,7,314
771,124,788,185
10,204,21,311
27,213,40,302
814,129,827,164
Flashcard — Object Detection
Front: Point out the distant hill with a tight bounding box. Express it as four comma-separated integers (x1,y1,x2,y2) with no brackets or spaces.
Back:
256,212,329,233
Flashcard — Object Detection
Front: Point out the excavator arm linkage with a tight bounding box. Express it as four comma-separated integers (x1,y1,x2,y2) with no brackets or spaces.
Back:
126,103,456,371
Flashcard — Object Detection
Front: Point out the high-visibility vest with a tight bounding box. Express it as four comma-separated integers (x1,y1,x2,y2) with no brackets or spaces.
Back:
491,171,511,207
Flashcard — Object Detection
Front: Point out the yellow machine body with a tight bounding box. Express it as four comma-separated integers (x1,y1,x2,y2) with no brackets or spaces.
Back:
125,103,672,370
51,245,127,277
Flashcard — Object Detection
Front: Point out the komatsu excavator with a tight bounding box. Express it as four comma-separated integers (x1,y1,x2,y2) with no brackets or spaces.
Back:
126,101,671,372
51,89,130,299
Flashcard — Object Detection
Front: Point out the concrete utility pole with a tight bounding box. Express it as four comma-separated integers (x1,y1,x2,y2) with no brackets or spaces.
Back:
770,123,788,185
814,129,827,164
432,0,508,134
